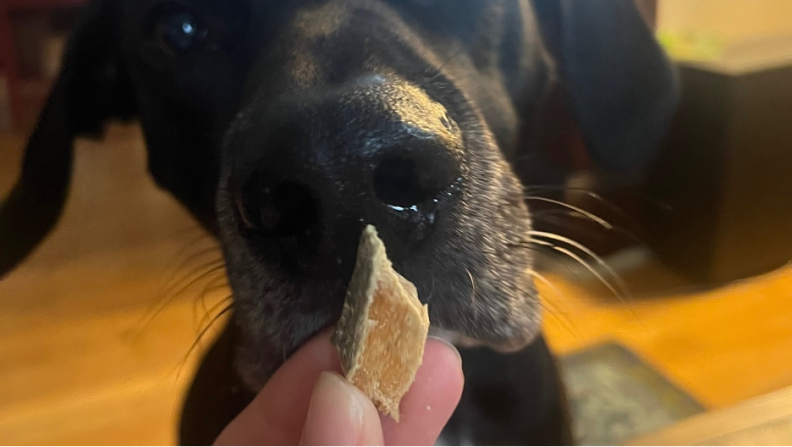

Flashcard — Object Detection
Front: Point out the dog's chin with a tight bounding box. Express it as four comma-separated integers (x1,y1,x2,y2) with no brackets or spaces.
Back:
231,276,543,393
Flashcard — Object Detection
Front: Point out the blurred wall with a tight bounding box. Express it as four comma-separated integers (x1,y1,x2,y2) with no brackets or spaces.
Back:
658,0,792,44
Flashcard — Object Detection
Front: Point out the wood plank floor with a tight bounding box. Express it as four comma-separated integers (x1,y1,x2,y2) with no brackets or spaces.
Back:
630,386,792,445
1,126,791,445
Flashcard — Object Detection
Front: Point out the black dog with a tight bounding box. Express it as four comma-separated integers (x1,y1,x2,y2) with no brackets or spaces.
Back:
0,0,677,444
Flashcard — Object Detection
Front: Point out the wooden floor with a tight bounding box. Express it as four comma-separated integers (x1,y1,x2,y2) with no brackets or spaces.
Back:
1,125,791,445
630,385,792,445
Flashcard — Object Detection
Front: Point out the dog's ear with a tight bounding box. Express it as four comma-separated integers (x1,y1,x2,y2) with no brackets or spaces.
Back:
531,0,678,173
0,0,135,277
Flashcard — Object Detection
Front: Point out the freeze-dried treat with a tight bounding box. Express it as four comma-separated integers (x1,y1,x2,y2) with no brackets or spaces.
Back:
331,225,430,421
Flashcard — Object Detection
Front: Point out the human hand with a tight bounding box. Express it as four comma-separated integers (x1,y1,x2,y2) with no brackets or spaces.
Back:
214,330,464,446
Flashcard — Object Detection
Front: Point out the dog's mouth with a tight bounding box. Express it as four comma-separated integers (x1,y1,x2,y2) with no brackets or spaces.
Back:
220,232,543,392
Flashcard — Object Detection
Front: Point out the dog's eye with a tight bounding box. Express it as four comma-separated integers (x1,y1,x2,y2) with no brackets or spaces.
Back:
155,9,208,55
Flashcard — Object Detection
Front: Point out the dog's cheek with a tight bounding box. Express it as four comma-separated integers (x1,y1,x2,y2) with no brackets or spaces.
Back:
454,135,541,346
215,183,273,389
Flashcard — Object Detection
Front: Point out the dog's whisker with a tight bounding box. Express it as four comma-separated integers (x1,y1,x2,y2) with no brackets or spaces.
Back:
165,256,225,307
531,209,645,247
423,276,437,304
427,46,466,81
160,260,226,301
177,300,234,381
133,262,226,339
165,230,214,258
529,231,630,296
162,224,210,244
153,243,222,299
524,269,563,306
197,274,231,306
166,264,225,319
524,184,673,212
530,238,623,300
196,293,235,334
539,301,576,337
156,257,225,304
522,235,645,327
512,242,583,282
165,263,226,306
175,245,224,268
524,185,622,219
465,267,478,319
160,230,220,274
517,275,576,336
192,272,230,330
524,196,613,229
525,184,608,202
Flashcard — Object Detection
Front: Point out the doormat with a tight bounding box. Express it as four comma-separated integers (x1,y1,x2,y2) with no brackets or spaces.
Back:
559,342,704,445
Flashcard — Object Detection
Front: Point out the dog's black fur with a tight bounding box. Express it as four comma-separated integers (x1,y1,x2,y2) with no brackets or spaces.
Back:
0,0,677,444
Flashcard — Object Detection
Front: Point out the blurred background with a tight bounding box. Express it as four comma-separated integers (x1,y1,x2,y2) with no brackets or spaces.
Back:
1,0,791,445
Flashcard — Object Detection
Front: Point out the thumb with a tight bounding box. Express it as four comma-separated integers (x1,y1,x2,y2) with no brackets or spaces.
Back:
300,372,384,446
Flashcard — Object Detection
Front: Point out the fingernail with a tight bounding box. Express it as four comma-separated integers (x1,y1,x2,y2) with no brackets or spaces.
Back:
428,336,462,367
300,372,365,445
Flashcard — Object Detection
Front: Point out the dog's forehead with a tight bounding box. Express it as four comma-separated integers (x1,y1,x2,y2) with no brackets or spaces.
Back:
120,0,506,37
118,0,524,94
114,0,537,190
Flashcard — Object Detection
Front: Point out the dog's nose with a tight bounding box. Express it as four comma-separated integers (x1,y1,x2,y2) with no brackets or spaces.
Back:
233,77,463,268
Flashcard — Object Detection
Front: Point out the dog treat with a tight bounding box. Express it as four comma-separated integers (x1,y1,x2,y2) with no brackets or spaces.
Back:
331,225,430,421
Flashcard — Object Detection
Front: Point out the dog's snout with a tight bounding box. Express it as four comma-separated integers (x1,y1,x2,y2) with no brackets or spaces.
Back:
231,77,463,267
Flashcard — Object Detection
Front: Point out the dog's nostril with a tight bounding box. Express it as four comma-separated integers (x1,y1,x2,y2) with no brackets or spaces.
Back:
270,181,319,237
373,157,435,208
238,176,319,238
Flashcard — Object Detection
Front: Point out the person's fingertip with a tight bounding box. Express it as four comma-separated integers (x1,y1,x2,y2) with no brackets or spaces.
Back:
379,338,464,445
346,381,386,446
427,336,462,367
300,372,383,446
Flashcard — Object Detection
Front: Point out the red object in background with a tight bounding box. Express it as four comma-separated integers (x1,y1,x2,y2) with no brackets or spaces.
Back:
0,0,86,131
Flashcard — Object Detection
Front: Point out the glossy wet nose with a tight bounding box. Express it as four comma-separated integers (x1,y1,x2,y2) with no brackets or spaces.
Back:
236,135,460,237
233,77,462,261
